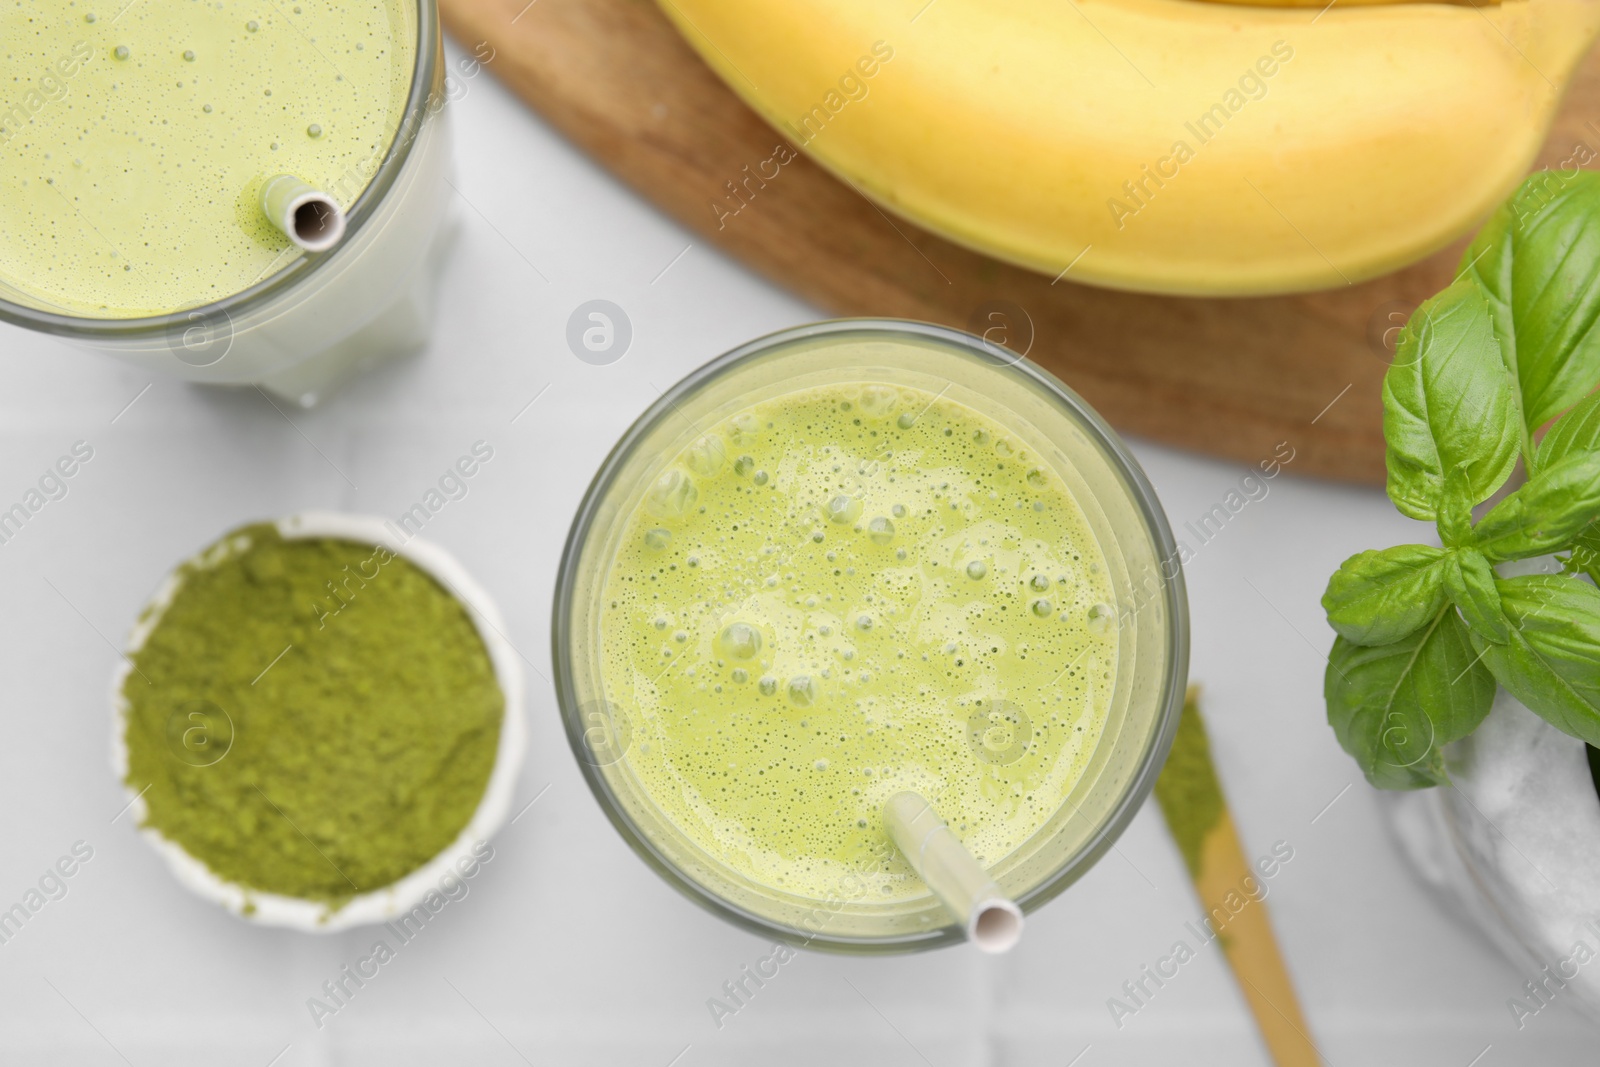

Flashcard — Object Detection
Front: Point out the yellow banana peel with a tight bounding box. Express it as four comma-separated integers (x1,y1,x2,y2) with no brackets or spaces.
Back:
660,0,1600,295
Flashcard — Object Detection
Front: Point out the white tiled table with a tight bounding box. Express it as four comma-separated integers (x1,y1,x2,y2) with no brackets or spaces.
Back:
0,41,1592,1067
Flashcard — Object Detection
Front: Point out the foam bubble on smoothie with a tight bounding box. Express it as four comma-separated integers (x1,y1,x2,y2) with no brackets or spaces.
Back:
597,383,1119,903
0,3,416,317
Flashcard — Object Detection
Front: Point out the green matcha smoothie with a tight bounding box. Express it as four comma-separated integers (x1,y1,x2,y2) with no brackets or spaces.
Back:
597,383,1119,904
0,0,416,317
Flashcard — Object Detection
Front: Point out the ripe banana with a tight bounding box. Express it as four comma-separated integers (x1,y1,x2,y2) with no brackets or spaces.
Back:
659,0,1600,296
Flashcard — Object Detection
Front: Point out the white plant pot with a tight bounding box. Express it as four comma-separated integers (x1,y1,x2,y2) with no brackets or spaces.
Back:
1384,688,1600,1023
110,512,526,932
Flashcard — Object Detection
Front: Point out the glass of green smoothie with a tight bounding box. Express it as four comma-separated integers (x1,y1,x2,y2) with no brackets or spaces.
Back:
0,0,454,405
554,320,1189,953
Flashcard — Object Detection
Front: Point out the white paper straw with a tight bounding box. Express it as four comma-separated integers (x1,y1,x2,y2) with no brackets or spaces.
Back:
259,174,347,253
883,791,1024,953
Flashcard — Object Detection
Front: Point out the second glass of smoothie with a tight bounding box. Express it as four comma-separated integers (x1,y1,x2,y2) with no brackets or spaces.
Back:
0,0,453,405
555,320,1188,952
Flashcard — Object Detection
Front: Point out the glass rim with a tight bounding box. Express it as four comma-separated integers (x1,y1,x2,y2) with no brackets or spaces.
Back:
0,0,441,338
552,317,1190,953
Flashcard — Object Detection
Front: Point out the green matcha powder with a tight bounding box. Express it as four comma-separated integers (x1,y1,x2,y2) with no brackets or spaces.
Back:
1152,687,1225,879
122,524,503,910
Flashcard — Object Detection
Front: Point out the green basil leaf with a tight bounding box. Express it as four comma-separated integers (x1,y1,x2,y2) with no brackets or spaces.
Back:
1462,171,1600,435
1473,450,1600,562
1536,388,1600,471
1564,523,1600,585
1437,465,1475,548
1383,280,1521,521
1443,548,1508,643
1325,611,1495,790
1322,545,1450,646
1476,574,1600,746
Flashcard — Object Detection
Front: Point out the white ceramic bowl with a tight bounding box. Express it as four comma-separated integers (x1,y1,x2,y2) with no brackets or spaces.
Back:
110,512,526,932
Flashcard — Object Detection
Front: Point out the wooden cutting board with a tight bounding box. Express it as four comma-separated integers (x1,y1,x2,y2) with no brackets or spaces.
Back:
440,0,1600,483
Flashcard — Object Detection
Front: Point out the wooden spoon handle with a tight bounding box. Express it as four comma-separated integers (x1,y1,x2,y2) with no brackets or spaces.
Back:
1155,688,1325,1067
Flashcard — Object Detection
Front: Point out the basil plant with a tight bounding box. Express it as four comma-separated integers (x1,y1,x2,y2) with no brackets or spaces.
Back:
1323,171,1600,788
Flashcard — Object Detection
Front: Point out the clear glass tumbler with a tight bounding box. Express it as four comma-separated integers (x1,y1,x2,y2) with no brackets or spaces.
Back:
554,319,1189,953
0,0,453,407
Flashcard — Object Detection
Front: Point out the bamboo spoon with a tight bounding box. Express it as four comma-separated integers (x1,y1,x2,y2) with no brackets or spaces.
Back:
1154,686,1323,1067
